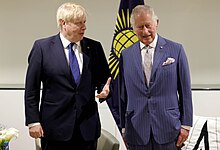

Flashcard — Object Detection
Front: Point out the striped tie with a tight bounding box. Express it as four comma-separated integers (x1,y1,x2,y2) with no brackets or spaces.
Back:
143,46,152,85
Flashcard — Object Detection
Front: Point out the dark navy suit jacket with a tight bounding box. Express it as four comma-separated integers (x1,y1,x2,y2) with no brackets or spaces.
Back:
25,34,110,141
119,35,193,145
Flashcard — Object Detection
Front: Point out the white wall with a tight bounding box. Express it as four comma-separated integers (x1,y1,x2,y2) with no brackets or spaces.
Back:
192,91,220,117
0,90,35,150
0,0,220,85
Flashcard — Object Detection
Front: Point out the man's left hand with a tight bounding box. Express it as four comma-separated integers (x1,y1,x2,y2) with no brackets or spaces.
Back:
176,127,189,147
96,77,111,99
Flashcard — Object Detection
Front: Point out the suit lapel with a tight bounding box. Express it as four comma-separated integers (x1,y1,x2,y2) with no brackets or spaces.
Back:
131,37,167,86
51,34,73,83
151,35,167,79
132,42,146,84
80,39,90,82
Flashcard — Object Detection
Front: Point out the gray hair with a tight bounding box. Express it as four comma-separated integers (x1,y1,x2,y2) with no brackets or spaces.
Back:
56,2,87,29
130,5,158,27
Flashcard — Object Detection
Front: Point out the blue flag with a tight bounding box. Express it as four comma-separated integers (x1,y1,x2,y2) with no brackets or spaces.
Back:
108,0,144,130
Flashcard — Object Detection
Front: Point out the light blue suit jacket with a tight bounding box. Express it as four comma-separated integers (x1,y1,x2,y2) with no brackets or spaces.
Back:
119,35,193,145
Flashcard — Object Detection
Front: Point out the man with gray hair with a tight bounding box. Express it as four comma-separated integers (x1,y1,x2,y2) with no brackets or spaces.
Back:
24,2,111,150
119,5,193,150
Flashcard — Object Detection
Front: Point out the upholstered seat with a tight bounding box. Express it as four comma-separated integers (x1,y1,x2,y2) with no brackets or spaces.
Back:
97,129,120,150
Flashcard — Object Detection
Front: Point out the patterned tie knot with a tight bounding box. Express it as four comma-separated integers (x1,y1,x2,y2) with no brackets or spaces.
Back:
146,45,153,53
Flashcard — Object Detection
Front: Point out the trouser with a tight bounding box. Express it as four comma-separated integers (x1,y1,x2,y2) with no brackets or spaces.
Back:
128,132,181,150
41,124,97,150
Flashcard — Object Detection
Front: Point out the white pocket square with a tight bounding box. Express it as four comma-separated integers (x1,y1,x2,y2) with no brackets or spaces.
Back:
162,57,175,66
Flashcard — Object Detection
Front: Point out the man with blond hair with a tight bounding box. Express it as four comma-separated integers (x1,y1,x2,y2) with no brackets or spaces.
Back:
24,2,111,150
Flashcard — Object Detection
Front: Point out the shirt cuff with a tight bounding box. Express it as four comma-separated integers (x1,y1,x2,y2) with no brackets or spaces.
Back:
181,125,191,131
28,122,41,128
122,128,125,134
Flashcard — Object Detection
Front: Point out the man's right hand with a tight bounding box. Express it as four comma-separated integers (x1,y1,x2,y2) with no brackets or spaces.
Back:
29,124,44,139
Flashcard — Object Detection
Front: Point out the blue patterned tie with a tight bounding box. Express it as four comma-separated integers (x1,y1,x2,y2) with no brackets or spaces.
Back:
68,43,80,86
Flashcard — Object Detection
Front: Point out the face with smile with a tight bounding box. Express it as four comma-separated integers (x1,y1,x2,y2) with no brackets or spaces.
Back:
133,11,158,46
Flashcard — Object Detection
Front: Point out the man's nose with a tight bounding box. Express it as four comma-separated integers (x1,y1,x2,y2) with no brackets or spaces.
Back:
142,26,149,33
81,23,86,30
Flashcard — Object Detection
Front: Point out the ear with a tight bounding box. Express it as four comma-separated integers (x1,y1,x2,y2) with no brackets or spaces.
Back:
156,19,159,28
60,19,65,26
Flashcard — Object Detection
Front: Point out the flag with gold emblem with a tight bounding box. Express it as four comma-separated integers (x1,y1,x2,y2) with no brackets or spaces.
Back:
107,0,144,130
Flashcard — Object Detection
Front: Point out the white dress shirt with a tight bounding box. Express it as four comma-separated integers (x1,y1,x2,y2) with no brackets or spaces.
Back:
60,33,83,74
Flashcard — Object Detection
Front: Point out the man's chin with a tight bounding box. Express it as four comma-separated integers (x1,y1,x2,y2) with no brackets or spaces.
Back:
142,39,152,45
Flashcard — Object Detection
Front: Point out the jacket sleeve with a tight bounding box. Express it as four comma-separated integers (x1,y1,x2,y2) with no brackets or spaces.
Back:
119,54,127,129
93,41,111,101
24,41,42,126
177,44,193,127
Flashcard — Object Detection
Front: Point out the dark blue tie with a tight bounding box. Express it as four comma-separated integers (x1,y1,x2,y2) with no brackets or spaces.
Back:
68,43,80,86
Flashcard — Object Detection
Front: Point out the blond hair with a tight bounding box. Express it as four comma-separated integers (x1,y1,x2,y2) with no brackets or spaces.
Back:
56,2,87,29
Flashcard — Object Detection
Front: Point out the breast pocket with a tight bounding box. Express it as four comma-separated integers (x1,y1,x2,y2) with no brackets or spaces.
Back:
157,62,177,84
161,63,176,70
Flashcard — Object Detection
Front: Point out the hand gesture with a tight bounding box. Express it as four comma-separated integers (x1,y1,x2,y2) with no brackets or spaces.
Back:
96,77,111,99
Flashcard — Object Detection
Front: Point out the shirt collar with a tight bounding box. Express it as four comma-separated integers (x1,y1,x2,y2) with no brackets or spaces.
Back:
59,33,80,48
